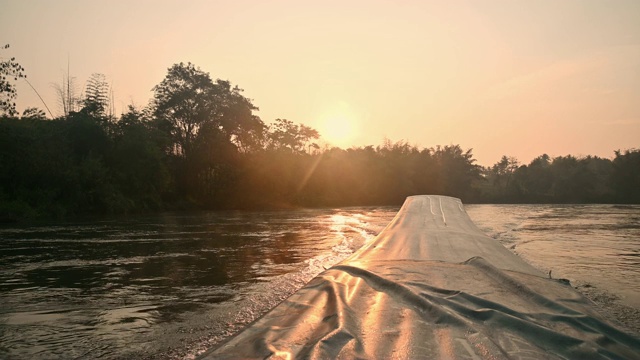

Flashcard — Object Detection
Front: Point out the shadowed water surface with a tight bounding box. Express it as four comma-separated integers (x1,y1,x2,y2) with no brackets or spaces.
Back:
0,204,638,359
0,208,395,359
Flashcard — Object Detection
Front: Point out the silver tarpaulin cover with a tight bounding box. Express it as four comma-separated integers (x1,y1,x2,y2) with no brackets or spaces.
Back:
201,195,640,359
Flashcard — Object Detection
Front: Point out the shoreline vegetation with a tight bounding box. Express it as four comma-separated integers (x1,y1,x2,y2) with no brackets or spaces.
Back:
1,62,639,222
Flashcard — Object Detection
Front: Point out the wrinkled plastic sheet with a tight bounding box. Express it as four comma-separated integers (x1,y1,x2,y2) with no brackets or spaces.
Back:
201,195,640,359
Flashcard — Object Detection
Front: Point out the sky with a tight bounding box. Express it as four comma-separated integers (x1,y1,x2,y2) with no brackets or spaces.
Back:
1,0,639,166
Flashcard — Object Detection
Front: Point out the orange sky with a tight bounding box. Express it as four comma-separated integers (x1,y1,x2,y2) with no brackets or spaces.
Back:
1,0,638,166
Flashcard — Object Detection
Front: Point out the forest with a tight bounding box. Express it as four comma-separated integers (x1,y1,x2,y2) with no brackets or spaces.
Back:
1,60,639,221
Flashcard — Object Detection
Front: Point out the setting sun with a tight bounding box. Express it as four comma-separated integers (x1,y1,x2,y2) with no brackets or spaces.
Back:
317,104,359,147
320,115,356,147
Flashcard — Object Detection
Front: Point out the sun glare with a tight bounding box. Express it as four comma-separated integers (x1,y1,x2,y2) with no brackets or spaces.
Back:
318,106,358,148
322,116,354,145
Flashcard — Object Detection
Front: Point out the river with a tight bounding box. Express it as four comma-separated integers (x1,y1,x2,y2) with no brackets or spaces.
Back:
0,204,638,359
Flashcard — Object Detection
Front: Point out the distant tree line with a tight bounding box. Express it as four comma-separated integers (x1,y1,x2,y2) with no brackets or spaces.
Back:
479,152,639,204
1,60,639,221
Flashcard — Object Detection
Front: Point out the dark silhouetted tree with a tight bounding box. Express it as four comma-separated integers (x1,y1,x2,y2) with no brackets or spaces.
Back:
81,73,111,117
480,155,519,201
268,118,319,153
432,145,482,201
151,62,264,206
21,107,47,120
515,154,553,202
611,149,640,203
492,156,519,191
107,105,169,210
152,62,263,158
0,44,26,116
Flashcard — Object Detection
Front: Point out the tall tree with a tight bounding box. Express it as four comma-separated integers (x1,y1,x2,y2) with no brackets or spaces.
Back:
214,79,265,151
152,62,263,158
611,149,640,203
151,62,265,205
483,155,520,200
267,118,319,153
81,73,111,117
432,145,482,200
107,105,169,210
0,44,26,116
519,154,553,202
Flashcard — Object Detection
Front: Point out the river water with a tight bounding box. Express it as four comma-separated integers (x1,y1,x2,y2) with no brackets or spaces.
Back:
0,204,638,359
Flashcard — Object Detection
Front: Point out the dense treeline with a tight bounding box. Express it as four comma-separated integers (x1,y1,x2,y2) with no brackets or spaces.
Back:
480,153,639,204
1,61,639,221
